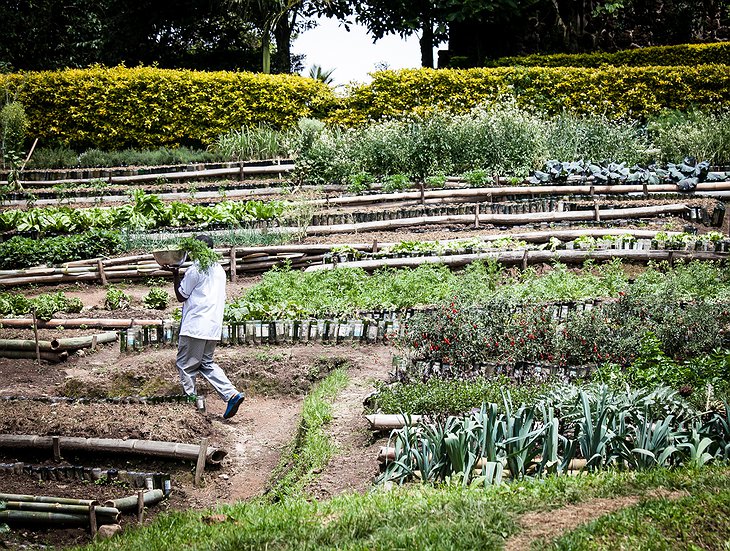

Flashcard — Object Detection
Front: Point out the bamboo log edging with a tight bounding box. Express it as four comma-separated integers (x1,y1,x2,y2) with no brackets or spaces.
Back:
0,435,227,466
311,180,730,207
104,489,164,511
0,228,711,288
306,248,729,272
3,161,295,188
0,332,117,353
0,510,104,527
364,414,423,431
3,501,120,522
297,203,690,235
0,318,163,329
0,493,97,506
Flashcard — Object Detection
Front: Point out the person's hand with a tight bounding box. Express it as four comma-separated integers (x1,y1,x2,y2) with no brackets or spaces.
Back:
160,264,179,273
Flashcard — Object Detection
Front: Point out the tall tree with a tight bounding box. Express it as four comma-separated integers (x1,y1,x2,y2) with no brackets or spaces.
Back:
0,0,261,71
318,0,518,68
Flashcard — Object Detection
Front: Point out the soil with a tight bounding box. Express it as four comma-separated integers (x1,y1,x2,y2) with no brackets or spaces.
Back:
503,489,687,550
0,336,396,549
1,194,727,549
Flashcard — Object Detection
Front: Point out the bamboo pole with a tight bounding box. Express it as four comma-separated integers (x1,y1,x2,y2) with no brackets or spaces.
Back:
307,248,727,272
0,493,96,506
0,435,227,465
7,162,295,187
309,181,730,207
299,204,690,235
0,318,164,329
3,501,120,522
0,510,93,527
364,414,423,430
0,332,117,352
104,489,164,511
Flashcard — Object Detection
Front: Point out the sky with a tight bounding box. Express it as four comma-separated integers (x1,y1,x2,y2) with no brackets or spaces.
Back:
293,16,443,87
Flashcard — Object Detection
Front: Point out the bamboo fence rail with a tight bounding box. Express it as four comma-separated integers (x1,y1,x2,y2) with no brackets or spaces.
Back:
0,435,227,465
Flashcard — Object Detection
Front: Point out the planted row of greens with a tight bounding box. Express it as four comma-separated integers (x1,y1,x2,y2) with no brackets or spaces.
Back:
0,191,286,234
329,232,726,263
0,230,124,269
376,345,730,415
226,260,730,321
381,384,730,486
0,291,82,320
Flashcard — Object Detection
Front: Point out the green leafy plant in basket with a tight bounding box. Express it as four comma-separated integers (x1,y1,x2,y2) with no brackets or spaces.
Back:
178,237,221,273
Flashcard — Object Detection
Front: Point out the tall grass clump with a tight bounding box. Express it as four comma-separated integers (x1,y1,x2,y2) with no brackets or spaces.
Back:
545,112,650,165
211,124,290,161
649,109,730,165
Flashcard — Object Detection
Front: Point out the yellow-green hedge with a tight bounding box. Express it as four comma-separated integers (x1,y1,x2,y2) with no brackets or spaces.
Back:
0,66,336,150
482,42,730,68
331,65,730,125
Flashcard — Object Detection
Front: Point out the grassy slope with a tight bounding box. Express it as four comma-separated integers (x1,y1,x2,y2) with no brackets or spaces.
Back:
78,466,730,550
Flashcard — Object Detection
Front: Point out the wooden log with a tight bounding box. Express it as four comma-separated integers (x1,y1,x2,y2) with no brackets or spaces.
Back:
194,437,208,487
0,318,164,329
308,181,730,207
6,162,294,187
364,414,423,431
300,204,690,235
307,249,727,272
0,435,227,465
104,489,164,511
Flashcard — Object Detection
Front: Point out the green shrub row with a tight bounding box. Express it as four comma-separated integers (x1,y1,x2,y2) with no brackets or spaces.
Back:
0,230,123,269
332,65,730,124
482,42,730,69
0,66,335,150
2,60,730,151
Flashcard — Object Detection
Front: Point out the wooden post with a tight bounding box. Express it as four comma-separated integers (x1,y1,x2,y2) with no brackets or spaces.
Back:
594,205,601,222
419,182,425,206
32,308,40,365
668,250,675,267
91,334,98,352
88,501,98,538
136,489,145,524
474,204,480,228
590,185,595,198
643,183,649,198
194,437,208,487
372,239,378,253
52,436,61,461
522,250,529,271
97,259,107,285
239,161,244,182
229,247,237,283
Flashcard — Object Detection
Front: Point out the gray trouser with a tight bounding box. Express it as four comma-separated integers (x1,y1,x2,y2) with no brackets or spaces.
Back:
176,335,237,401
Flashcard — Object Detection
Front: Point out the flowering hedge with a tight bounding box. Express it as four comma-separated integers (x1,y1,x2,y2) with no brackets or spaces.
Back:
331,65,730,125
482,42,730,69
0,66,336,150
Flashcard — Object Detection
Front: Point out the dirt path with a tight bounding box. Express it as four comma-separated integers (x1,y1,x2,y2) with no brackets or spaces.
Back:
210,395,302,502
305,348,392,499
504,489,686,550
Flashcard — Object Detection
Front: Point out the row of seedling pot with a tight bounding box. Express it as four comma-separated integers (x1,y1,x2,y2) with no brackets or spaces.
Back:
396,357,593,384
0,462,171,493
324,233,729,263
119,301,613,351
